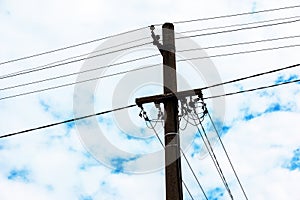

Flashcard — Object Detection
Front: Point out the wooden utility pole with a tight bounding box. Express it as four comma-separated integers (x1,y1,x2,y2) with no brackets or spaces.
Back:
136,22,183,200
162,23,183,200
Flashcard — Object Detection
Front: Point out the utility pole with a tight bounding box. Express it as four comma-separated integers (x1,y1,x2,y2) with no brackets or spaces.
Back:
136,22,239,200
161,23,183,200
136,23,183,200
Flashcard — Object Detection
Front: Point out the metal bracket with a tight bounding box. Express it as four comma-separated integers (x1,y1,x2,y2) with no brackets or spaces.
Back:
150,25,164,56
136,88,203,107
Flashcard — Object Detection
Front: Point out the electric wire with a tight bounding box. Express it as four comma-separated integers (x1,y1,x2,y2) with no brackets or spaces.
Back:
0,6,299,69
182,180,195,200
145,115,207,200
207,111,248,199
0,62,299,200
192,113,234,199
147,120,195,200
0,104,136,139
147,120,164,147
1,36,151,79
2,34,298,93
191,117,233,199
0,9,299,198
0,63,161,101
3,19,299,81
0,70,298,200
179,114,189,131
1,44,299,101
172,4,300,25
203,77,300,99
0,26,149,66
176,18,300,39
201,63,300,91
0,54,160,91
19,13,297,79
180,145,209,200
177,34,300,53
0,42,152,80
178,43,300,62
179,15,300,34
2,4,300,66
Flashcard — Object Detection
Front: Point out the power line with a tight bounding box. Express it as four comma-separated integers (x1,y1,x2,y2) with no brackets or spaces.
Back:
2,65,296,199
31,13,295,75
3,35,298,92
1,45,299,101
182,180,195,200
0,63,160,101
178,44,300,62
21,59,295,107
207,111,248,199
0,64,298,200
1,22,285,81
2,18,298,81
0,54,160,91
2,4,299,66
3,34,298,92
179,15,300,34
180,148,209,200
146,120,164,147
177,35,300,52
201,63,300,91
0,27,149,66
1,36,150,79
144,114,207,200
0,42,152,80
172,4,300,25
0,104,136,139
142,112,208,200
204,78,300,99
176,18,300,39
192,115,234,200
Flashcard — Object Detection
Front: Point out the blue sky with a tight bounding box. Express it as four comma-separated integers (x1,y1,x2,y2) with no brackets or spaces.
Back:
0,0,300,199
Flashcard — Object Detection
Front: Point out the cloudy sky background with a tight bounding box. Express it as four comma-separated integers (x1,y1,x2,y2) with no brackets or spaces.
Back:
0,0,300,199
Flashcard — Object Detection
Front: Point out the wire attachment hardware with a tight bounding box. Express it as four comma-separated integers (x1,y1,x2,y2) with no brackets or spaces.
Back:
138,106,150,122
150,25,164,56
155,102,164,120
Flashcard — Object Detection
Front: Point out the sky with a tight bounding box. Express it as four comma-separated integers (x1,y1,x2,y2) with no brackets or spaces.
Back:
0,0,300,199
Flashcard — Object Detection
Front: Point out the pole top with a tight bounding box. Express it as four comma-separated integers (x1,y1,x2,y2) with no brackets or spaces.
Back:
162,22,174,29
